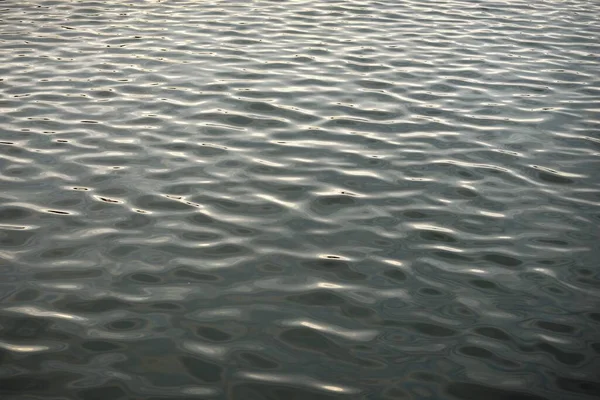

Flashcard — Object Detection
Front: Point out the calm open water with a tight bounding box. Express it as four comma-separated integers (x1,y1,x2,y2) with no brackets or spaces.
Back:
1,0,599,399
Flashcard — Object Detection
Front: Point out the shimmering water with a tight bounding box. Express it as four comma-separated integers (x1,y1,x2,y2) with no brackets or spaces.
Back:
1,0,599,399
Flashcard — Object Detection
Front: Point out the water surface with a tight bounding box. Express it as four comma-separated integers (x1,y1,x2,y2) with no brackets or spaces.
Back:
1,0,599,399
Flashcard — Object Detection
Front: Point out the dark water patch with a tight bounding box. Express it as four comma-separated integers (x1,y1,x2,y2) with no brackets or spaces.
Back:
419,229,457,243
230,382,342,400
418,287,445,296
459,344,520,368
34,268,103,280
0,317,53,341
342,303,376,319
77,384,130,400
587,313,600,323
133,194,195,211
195,325,233,342
438,303,479,320
482,253,523,267
446,382,549,400
60,298,130,313
287,290,346,306
0,206,36,221
411,323,457,337
0,228,37,247
180,356,222,383
0,377,49,393
150,302,182,311
473,327,512,342
533,320,576,334
0,372,84,396
238,352,280,369
301,258,366,281
434,250,473,262
455,187,478,198
278,327,376,367
127,272,163,284
469,279,503,292
310,194,359,215
171,267,220,282
555,377,600,397
383,268,407,282
81,340,123,352
9,288,43,301
520,342,585,366
106,318,147,332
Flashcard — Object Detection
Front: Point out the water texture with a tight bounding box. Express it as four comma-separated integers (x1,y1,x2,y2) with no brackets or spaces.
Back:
1,0,599,399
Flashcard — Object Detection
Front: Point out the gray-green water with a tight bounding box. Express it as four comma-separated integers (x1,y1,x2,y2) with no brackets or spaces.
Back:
1,0,599,399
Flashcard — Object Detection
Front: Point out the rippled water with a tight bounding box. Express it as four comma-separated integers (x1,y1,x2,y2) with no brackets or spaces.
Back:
1,0,599,399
